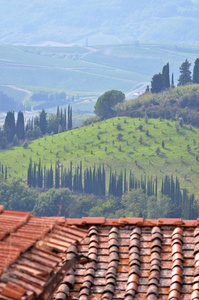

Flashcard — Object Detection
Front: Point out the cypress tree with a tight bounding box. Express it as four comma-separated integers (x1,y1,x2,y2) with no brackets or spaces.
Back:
89,167,93,194
109,169,112,195
27,159,32,187
124,169,127,194
92,166,96,194
155,176,158,197
79,161,83,193
64,108,67,131
193,58,199,84
57,106,60,118
4,111,15,142
162,63,170,89
69,161,73,190
16,111,25,140
60,108,63,132
49,164,53,188
178,59,192,86
33,163,37,188
39,109,47,134
68,105,72,130
116,171,123,197
102,164,106,196
37,158,43,188
5,166,7,180
171,73,175,87
43,166,46,189
55,164,60,188
129,171,133,191
61,165,64,188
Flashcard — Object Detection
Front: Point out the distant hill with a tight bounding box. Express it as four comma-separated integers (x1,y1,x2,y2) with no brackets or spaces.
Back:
1,117,199,195
1,0,199,46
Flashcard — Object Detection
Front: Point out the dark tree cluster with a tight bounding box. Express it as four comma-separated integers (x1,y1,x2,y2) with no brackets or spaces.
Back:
26,106,72,138
161,175,197,219
0,106,73,148
151,63,171,93
0,111,25,148
150,58,199,94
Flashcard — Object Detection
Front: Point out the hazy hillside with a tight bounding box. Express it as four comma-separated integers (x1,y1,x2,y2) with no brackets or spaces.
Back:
1,0,199,45
1,117,199,195
1,43,199,99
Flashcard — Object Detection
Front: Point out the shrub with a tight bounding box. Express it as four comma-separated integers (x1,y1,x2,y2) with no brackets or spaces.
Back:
117,123,122,130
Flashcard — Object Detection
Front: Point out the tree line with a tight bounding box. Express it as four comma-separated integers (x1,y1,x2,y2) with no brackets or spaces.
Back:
150,58,199,94
0,105,72,149
26,160,197,219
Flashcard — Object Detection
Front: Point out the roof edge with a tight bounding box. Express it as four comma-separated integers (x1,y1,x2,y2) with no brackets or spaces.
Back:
65,217,199,227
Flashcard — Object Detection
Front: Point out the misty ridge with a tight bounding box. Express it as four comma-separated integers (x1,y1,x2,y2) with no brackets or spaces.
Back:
1,0,199,46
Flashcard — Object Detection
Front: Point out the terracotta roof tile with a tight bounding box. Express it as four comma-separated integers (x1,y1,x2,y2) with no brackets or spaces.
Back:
2,213,199,299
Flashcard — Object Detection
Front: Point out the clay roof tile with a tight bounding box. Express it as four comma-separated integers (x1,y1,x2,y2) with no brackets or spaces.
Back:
147,284,158,296
191,290,199,299
168,289,181,299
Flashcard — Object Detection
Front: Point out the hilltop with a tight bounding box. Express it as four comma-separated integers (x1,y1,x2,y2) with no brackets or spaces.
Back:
116,84,199,127
1,116,199,195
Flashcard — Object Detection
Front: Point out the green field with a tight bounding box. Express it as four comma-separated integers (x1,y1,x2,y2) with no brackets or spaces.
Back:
1,117,199,195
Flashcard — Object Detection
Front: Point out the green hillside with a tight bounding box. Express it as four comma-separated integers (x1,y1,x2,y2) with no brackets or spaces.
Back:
1,117,199,195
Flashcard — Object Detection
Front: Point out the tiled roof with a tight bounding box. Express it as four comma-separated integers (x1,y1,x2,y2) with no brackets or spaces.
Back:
1,210,199,299
0,207,87,300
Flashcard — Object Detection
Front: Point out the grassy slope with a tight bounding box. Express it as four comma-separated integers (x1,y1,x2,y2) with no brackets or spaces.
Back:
1,117,199,195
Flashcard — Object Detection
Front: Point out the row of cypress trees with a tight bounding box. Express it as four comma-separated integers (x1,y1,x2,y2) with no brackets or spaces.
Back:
27,160,190,199
27,160,197,218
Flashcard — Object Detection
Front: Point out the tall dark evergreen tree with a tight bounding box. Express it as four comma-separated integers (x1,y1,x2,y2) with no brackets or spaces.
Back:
151,73,164,93
16,111,25,140
4,111,15,142
39,109,47,134
27,159,32,187
178,59,192,86
68,105,72,130
171,73,175,88
193,58,199,84
55,164,60,189
162,63,170,89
